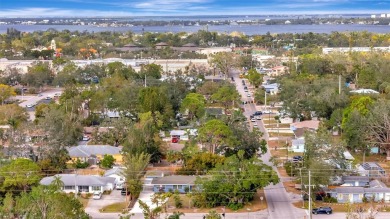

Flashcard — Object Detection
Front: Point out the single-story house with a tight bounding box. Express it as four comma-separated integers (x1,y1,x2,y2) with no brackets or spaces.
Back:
270,66,287,76
262,83,279,95
357,162,386,177
67,145,122,165
104,167,126,186
290,137,305,153
328,187,365,203
155,42,169,49
341,176,369,187
170,129,198,141
328,179,390,203
40,174,115,193
152,175,197,193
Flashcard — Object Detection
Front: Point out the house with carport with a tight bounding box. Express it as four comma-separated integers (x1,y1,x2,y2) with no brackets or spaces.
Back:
151,175,197,193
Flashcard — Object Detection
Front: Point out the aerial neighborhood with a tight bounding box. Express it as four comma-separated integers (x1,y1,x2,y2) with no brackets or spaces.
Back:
1,24,390,219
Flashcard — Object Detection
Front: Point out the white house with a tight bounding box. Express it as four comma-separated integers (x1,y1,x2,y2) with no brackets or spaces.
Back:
40,174,115,194
290,137,305,153
104,167,126,188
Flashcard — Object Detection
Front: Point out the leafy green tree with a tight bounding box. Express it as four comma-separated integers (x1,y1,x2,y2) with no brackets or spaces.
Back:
15,184,89,219
363,100,390,157
246,69,263,88
177,152,225,175
211,85,240,110
139,63,163,79
209,52,235,78
0,84,16,105
196,151,279,210
53,62,77,86
198,119,235,154
0,158,41,192
0,192,14,218
100,154,116,169
23,62,53,88
181,93,206,120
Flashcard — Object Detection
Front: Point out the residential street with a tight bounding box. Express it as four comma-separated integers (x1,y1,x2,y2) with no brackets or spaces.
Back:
231,69,306,219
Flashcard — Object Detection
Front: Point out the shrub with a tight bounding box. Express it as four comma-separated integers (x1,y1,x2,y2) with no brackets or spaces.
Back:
324,196,337,203
73,159,89,169
100,154,115,169
174,192,183,208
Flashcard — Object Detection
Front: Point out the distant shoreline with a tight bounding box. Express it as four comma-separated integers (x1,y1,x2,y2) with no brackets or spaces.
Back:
1,24,389,35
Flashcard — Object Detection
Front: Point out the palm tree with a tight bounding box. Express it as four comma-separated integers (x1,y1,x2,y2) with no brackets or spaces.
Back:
168,211,185,219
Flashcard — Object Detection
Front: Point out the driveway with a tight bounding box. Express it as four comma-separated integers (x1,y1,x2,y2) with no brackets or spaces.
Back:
130,184,155,214
85,189,125,219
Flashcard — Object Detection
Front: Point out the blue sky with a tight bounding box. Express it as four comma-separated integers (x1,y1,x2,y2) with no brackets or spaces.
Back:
1,0,389,17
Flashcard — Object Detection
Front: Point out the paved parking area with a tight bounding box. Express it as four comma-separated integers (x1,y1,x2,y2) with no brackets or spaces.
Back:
85,189,125,219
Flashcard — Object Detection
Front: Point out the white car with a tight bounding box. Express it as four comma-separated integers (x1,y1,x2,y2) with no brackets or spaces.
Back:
93,192,102,200
255,116,262,120
26,104,33,108
253,123,258,127
82,135,90,141
247,93,251,97
251,118,256,122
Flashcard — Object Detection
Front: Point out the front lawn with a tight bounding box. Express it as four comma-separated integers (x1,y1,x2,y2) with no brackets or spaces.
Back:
100,202,128,213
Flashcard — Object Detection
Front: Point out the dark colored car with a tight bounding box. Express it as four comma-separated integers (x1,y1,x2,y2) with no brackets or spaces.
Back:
312,206,332,215
292,155,303,162
254,111,263,116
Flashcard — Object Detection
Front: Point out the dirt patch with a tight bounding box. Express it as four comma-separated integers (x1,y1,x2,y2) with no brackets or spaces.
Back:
283,181,301,195
278,167,290,178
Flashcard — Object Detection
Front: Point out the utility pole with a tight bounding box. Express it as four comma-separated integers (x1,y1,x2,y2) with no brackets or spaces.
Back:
308,170,312,219
338,74,341,95
144,74,146,88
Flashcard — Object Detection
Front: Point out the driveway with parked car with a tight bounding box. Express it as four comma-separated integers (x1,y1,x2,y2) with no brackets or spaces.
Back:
85,189,125,218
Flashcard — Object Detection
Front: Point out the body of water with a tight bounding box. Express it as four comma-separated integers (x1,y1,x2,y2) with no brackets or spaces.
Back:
0,24,389,35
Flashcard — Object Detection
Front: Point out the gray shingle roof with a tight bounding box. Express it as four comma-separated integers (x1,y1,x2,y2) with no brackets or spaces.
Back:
40,174,115,186
342,176,369,182
334,187,365,193
104,167,125,177
67,145,121,158
151,175,197,185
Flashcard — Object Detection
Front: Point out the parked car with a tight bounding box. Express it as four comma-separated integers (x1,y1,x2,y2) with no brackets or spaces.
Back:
293,156,303,162
312,206,332,215
254,111,263,116
26,104,33,108
82,135,90,141
93,192,102,200
251,118,256,122
253,123,258,127
255,116,262,120
45,96,52,100
37,93,43,97
247,93,251,97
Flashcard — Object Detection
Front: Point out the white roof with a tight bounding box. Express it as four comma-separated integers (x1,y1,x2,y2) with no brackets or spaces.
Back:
343,151,354,160
170,130,186,136
350,89,379,94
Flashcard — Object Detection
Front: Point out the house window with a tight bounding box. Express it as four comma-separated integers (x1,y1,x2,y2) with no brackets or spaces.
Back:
64,186,75,190
177,185,183,190
173,185,178,190
92,186,101,191
78,186,89,192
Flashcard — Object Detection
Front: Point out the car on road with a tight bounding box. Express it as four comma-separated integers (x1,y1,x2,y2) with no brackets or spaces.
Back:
253,123,258,127
247,93,251,97
251,118,256,122
92,192,102,200
255,116,262,120
26,104,33,108
37,93,43,97
45,96,52,100
293,156,303,162
254,111,263,116
312,206,332,215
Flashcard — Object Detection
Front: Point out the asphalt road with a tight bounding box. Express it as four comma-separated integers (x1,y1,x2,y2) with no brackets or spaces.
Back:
15,87,63,121
231,69,306,219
